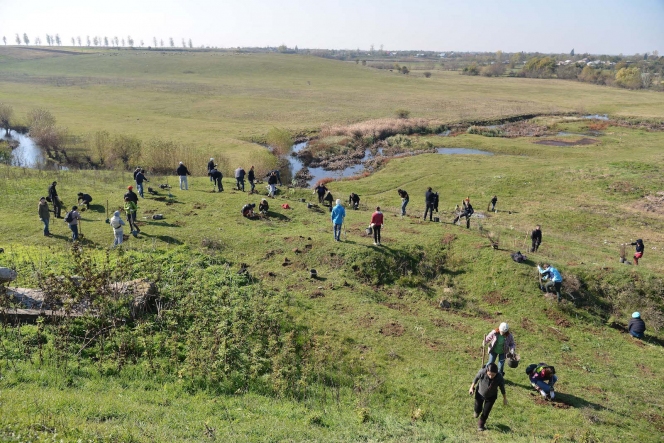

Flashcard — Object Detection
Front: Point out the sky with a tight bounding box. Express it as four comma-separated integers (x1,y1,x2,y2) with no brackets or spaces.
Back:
0,0,662,55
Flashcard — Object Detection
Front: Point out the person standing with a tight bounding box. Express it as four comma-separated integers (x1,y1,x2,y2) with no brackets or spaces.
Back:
468,363,507,432
176,162,191,190
526,363,557,400
424,187,435,221
490,195,498,212
124,186,138,204
124,196,139,233
248,165,256,194
38,197,51,236
48,181,62,218
109,210,126,247
235,166,246,191
267,172,278,198
483,322,516,376
331,199,346,242
538,263,563,302
370,206,384,246
631,239,644,265
207,158,216,182
398,189,409,217
208,168,223,192
531,225,542,252
314,183,328,204
135,169,148,198
65,206,81,241
628,312,646,339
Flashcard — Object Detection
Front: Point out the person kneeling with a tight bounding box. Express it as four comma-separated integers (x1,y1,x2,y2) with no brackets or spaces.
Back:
526,363,557,400
242,203,256,218
259,199,269,215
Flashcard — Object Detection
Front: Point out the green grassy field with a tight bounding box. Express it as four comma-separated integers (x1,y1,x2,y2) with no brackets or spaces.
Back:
1,49,664,442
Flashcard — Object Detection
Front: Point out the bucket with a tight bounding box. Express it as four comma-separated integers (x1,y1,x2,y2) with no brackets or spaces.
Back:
307,203,313,209
433,217,440,222
365,226,373,235
300,198,306,203
310,269,318,278
507,354,520,368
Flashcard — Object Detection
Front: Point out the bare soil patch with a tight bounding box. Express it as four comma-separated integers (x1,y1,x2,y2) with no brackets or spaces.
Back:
380,322,405,337
630,192,664,215
544,308,571,327
483,291,508,305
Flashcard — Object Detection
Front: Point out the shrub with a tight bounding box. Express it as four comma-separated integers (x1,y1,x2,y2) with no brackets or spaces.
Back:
400,65,409,75
395,109,411,119
266,127,294,155
107,134,142,170
615,67,642,89
0,103,13,133
423,71,432,78
480,63,505,77
386,134,413,148
522,56,556,78
461,63,480,76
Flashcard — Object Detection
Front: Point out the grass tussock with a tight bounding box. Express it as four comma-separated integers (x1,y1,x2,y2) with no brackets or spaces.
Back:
321,118,446,142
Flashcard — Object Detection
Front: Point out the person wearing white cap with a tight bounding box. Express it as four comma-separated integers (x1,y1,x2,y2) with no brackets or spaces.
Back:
176,162,191,190
483,322,516,376
109,211,126,247
628,312,646,339
331,199,346,242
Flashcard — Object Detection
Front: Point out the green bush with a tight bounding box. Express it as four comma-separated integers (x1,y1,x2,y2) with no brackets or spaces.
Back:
394,109,411,119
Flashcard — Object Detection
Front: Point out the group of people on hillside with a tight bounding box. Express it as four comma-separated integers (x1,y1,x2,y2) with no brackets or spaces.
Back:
469,322,559,432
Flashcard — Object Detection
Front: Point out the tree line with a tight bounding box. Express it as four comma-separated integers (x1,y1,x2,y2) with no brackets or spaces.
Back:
2,34,194,49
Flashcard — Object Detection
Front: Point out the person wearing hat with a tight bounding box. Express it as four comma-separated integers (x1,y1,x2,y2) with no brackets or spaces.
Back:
124,186,138,204
468,362,507,432
630,239,644,265
525,363,557,399
109,210,126,247
48,181,62,218
331,199,346,242
483,323,516,376
628,312,646,339
124,196,139,234
38,197,51,236
65,205,81,241
176,162,191,190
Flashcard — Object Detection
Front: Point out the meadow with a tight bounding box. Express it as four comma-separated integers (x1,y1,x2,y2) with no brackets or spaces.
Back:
0,47,663,442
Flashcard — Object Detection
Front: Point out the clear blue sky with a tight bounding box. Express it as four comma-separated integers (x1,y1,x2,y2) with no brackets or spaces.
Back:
0,0,661,54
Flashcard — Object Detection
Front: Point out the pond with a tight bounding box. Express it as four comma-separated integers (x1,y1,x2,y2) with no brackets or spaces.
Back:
1,130,66,170
276,142,493,187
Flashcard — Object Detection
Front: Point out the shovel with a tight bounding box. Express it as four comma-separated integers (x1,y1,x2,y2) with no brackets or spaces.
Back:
480,334,487,369
105,199,110,223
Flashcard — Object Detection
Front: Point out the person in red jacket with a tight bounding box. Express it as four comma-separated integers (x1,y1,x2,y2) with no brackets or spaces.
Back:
370,206,384,246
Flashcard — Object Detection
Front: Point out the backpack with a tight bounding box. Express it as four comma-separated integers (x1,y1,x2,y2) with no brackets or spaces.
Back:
64,211,73,223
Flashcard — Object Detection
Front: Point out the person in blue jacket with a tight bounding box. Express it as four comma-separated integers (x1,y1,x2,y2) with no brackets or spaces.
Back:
628,312,646,339
538,263,563,302
331,199,346,242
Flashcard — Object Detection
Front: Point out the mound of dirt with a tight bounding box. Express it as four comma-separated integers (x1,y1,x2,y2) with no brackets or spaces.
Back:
379,322,405,337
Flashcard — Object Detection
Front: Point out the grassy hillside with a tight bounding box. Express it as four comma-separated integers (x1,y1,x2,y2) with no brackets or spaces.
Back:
1,117,664,441
2,47,664,170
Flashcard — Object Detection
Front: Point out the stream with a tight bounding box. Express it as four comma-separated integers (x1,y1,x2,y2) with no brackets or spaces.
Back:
2,130,66,170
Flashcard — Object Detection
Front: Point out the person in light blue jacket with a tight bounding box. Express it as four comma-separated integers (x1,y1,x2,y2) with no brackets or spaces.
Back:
331,199,346,242
538,263,563,302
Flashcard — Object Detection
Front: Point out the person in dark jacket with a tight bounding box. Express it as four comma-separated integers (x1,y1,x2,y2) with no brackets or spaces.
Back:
208,168,223,192
628,312,646,339
349,193,360,210
453,198,474,228
631,239,644,265
235,166,246,191
468,363,507,432
242,203,256,218
490,195,498,212
531,225,542,252
259,198,269,215
267,172,278,197
133,167,141,181
398,189,409,216
135,169,148,198
314,184,328,204
77,192,93,209
248,166,256,194
48,181,62,218
176,162,191,190
324,191,334,212
38,197,51,236
433,192,440,212
124,186,138,204
424,187,435,221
